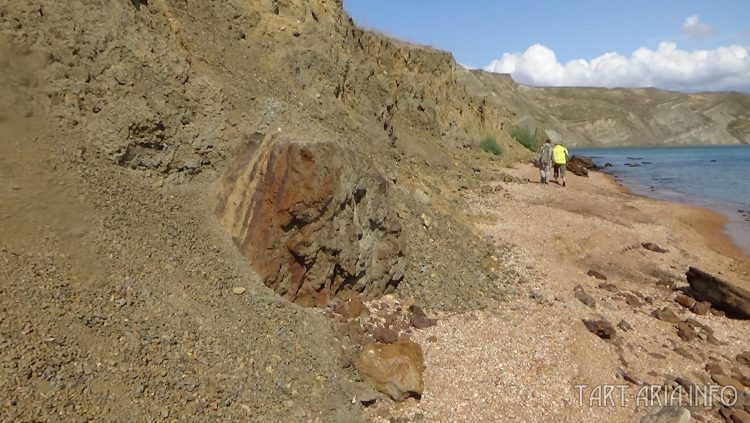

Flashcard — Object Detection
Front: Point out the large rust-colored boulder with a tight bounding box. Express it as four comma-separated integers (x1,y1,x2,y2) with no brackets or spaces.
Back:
216,134,406,307
686,267,750,319
357,340,425,401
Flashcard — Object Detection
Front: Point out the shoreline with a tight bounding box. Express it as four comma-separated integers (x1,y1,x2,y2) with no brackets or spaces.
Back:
384,161,750,422
601,170,750,271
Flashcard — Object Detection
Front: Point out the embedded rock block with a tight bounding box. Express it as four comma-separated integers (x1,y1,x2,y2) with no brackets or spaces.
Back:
217,134,406,307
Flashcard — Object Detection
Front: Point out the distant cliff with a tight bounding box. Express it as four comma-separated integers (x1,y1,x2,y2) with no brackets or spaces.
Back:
460,70,750,147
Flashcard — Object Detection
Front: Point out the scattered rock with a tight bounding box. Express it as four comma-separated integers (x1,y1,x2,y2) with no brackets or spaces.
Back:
587,269,607,280
420,213,432,229
676,321,696,342
640,406,690,423
583,319,616,340
619,291,645,308
674,294,696,310
372,326,399,344
674,346,694,360
710,308,726,317
573,285,597,308
652,306,681,324
617,320,633,331
642,242,669,253
567,156,590,177
617,369,643,385
408,305,437,329
711,374,746,392
656,277,677,290
686,267,750,319
706,363,728,376
232,287,246,295
598,282,618,292
691,301,711,316
357,340,424,401
334,298,366,320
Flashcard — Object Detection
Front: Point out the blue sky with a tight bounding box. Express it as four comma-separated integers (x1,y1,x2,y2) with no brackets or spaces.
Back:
343,0,750,92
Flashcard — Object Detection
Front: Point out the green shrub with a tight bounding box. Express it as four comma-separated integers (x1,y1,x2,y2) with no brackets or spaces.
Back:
510,126,541,151
479,136,503,156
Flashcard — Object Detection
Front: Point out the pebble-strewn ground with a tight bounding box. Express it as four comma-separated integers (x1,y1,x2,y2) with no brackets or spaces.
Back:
375,165,750,423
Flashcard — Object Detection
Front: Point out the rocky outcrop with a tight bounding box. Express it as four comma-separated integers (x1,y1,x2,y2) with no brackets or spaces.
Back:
686,267,750,319
216,134,406,307
357,340,425,401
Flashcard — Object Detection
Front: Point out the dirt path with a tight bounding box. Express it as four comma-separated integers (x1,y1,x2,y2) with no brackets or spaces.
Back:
382,164,750,423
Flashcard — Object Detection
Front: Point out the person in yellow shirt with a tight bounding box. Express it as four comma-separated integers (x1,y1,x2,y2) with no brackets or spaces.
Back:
552,142,569,187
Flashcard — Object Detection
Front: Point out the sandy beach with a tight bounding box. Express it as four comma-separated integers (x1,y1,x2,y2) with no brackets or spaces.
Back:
379,163,750,423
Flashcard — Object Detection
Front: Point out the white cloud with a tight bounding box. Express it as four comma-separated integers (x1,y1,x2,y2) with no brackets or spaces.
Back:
683,15,713,38
484,42,750,92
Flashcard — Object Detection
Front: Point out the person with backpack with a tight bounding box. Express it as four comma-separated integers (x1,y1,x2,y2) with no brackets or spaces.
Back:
553,142,570,187
536,138,553,184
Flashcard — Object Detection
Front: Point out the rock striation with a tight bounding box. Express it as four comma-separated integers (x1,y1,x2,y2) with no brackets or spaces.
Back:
216,134,406,307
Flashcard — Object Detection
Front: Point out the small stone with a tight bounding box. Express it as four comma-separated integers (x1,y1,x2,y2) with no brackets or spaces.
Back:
712,374,746,392
675,294,696,310
706,363,727,376
573,285,596,308
674,346,694,360
409,305,437,329
420,213,432,229
652,307,681,323
598,282,618,292
583,319,616,340
357,340,424,401
620,292,645,308
642,242,669,253
334,298,366,319
372,326,398,344
691,301,711,315
232,287,246,295
587,270,607,280
617,320,633,331
676,321,696,342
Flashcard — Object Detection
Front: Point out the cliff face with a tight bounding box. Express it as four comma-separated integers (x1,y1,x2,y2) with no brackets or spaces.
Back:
0,2,523,421
461,70,750,147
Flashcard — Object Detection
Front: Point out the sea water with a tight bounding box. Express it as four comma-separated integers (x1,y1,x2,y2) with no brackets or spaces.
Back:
570,145,750,255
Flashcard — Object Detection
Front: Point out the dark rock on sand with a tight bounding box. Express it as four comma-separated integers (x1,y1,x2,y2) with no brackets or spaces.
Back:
675,294,696,310
617,320,633,331
587,269,608,280
583,319,616,340
690,300,711,316
642,242,669,253
652,306,681,323
574,285,597,308
408,304,437,329
686,267,750,319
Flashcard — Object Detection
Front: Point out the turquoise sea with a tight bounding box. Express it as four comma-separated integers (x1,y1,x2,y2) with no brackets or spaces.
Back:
570,145,750,255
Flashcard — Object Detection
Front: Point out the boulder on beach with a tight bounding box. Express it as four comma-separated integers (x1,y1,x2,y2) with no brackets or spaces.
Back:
567,155,600,177
686,267,750,319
